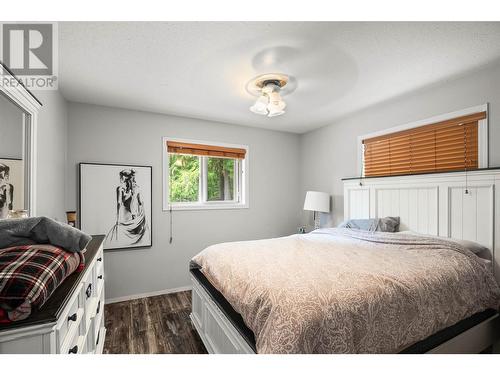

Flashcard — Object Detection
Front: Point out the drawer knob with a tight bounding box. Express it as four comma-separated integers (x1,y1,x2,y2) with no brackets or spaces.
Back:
68,313,77,322
96,300,101,315
98,275,103,280
86,284,92,299
68,345,78,354
97,257,102,262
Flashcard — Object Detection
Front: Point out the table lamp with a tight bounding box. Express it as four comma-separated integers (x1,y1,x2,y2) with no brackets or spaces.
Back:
304,191,330,230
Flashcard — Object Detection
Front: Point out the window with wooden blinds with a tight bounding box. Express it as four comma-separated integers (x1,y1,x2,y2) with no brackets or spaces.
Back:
163,138,248,211
167,141,246,159
363,111,486,177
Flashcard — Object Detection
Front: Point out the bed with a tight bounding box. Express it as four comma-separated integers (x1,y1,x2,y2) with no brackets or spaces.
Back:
189,169,500,354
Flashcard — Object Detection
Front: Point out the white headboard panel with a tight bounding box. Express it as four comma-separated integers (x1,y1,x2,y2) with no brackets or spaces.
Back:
343,169,500,283
346,188,370,219
447,185,494,251
375,187,438,235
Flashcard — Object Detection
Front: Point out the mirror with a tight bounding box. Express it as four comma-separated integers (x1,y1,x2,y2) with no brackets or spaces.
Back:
0,64,41,219
0,92,28,219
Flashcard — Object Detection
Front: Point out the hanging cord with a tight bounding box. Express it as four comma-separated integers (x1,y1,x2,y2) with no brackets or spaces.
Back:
169,205,173,244
169,162,173,244
462,123,469,195
359,144,365,186
409,134,413,175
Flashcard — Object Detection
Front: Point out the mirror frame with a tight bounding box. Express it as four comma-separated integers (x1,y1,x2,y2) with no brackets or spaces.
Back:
1,63,42,217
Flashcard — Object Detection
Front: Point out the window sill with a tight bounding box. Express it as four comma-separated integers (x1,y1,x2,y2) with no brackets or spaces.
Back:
163,203,249,211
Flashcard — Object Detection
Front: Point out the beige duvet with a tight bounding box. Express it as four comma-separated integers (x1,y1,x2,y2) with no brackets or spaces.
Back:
192,228,500,354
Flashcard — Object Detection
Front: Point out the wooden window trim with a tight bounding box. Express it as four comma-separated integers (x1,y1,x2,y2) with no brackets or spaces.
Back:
167,141,246,159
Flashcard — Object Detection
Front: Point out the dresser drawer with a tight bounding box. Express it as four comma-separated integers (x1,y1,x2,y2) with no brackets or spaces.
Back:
93,292,105,339
86,327,96,354
82,267,95,310
65,324,82,354
81,335,89,354
95,260,103,281
94,249,104,294
68,332,91,355
94,325,103,350
95,266,104,295
95,250,104,270
95,327,106,354
56,289,82,350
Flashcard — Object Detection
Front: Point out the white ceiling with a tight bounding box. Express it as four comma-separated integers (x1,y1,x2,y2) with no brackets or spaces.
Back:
58,22,500,134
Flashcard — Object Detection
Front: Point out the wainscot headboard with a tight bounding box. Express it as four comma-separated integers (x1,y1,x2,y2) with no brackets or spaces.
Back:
343,169,500,284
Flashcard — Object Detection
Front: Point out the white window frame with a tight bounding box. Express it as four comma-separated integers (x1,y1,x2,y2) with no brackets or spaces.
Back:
357,104,489,176
162,137,249,211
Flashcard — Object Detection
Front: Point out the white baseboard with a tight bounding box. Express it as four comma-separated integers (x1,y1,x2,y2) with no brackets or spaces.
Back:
105,285,192,304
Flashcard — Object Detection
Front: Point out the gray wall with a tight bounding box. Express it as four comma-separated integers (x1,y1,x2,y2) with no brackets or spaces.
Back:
27,60,500,301
300,62,500,227
66,102,301,300
0,93,24,159
34,90,69,222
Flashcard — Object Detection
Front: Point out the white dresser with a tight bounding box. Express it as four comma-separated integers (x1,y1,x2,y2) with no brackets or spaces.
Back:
0,236,106,354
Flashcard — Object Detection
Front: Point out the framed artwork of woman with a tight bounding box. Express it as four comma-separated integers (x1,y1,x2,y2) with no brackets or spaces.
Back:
79,163,152,250
0,158,24,219
0,163,14,219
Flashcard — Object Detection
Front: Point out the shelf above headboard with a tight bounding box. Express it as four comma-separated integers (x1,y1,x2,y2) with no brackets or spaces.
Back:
341,166,500,181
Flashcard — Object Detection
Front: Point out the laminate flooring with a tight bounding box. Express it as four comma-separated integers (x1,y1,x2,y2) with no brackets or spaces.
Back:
103,291,207,354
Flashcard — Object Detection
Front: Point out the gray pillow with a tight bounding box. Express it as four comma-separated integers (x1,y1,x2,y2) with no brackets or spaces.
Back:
449,239,491,260
338,216,400,232
399,231,491,260
378,216,400,232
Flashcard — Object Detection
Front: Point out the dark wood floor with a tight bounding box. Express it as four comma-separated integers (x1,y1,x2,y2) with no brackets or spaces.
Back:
103,291,207,354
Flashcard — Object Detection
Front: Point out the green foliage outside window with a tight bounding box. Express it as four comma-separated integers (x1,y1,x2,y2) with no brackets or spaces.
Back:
169,154,199,202
207,157,234,201
169,154,235,203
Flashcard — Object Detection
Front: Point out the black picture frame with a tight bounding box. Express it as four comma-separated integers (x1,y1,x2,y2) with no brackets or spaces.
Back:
79,162,153,251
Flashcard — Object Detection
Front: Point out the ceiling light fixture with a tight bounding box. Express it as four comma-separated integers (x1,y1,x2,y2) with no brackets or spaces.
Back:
247,73,290,118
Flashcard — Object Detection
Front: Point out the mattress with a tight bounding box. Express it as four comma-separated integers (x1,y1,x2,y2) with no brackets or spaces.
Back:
190,267,497,354
191,228,500,353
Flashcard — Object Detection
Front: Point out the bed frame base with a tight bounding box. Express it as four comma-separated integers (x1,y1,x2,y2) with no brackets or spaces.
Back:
190,276,254,354
191,275,500,354
427,314,500,354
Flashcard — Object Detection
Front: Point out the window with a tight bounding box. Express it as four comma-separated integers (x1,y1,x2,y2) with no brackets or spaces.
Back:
362,110,487,177
163,139,248,210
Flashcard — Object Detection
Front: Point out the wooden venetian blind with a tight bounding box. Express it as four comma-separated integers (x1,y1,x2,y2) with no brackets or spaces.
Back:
167,141,246,159
363,111,485,177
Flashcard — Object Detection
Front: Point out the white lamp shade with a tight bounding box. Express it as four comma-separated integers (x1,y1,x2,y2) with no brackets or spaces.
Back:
303,191,330,213
250,82,287,118
267,106,285,117
250,95,269,115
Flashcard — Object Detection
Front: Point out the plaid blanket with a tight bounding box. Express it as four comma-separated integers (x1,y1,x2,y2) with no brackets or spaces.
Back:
0,244,85,323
